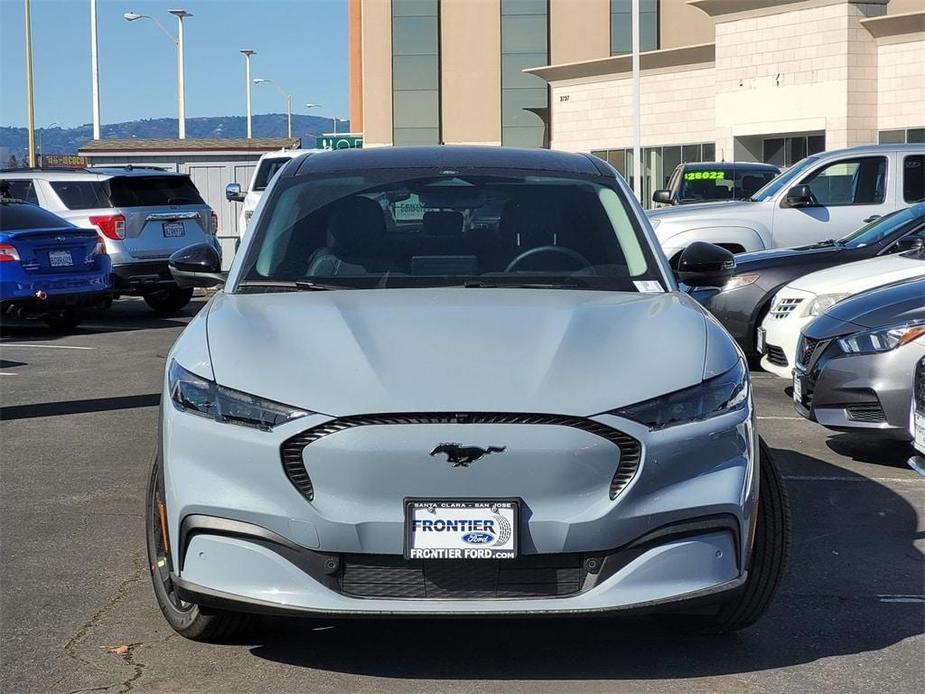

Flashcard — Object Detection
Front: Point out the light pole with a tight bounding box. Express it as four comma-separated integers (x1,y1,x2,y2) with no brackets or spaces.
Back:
255,78,292,139
631,0,641,202
90,0,101,139
24,0,36,167
240,50,256,139
38,122,59,166
123,9,193,139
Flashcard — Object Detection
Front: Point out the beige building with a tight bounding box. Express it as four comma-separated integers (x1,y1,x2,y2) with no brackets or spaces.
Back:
350,0,924,200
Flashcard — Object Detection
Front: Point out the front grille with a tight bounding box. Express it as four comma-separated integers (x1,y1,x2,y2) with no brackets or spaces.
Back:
846,402,886,423
797,336,820,368
915,357,925,410
281,413,642,503
770,297,803,319
340,553,585,599
766,344,788,367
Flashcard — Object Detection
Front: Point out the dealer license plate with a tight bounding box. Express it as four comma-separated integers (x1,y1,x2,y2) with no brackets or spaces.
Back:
162,222,185,238
756,327,766,354
405,499,518,560
48,249,73,267
793,372,803,404
914,411,925,455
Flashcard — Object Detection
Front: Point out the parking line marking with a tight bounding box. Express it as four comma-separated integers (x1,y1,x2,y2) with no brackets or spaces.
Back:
0,343,95,350
0,372,18,376
757,416,803,420
783,475,921,483
877,595,925,604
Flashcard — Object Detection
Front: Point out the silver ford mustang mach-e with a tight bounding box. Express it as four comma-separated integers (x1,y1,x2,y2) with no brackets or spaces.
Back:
150,147,789,641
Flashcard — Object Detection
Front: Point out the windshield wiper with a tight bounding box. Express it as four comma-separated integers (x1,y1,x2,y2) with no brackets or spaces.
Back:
461,279,590,290
237,280,353,293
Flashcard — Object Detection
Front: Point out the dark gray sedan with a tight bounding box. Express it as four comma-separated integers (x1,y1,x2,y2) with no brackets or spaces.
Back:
793,278,925,440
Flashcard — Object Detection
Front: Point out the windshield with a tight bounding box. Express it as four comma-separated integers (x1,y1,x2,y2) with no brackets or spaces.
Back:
253,157,292,191
239,170,666,292
677,167,778,203
839,206,925,248
750,156,820,202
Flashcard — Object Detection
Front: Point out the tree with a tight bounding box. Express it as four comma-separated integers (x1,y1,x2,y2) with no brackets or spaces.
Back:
7,154,19,169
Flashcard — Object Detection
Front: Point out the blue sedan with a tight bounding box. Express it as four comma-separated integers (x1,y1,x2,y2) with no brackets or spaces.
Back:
0,198,112,330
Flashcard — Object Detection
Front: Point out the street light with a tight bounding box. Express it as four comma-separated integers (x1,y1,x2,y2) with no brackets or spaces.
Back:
240,50,256,139
306,105,343,135
123,8,193,139
254,78,292,139
24,0,36,167
38,122,59,165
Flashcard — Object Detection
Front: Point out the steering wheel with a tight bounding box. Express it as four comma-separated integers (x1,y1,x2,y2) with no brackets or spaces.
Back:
504,245,593,273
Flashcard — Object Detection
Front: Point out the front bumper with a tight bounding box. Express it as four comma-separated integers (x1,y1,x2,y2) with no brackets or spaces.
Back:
161,398,757,615
793,341,925,440
760,314,810,378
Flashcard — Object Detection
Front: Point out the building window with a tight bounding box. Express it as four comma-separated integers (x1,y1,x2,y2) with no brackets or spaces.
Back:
591,141,714,208
762,134,825,167
501,0,548,148
611,0,658,56
879,128,925,145
392,0,440,145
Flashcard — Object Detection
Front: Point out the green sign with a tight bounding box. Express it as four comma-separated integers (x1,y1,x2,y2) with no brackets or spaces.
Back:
315,135,363,150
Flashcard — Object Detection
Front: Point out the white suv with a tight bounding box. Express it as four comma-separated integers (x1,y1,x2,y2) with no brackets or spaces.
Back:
648,144,925,265
0,166,220,312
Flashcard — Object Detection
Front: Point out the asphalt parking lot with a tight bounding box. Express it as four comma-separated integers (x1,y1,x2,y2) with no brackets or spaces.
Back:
1,298,923,694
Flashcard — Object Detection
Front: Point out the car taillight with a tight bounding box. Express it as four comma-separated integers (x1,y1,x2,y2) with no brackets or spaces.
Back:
95,234,108,256
0,243,20,262
210,211,219,236
90,214,126,240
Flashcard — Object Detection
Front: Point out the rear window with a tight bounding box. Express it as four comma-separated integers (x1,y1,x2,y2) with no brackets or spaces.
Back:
253,157,292,191
107,176,205,207
905,155,924,204
676,167,778,203
0,203,74,231
50,181,110,210
0,179,39,204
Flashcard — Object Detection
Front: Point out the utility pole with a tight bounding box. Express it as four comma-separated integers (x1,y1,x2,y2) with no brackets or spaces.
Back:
631,0,641,202
90,0,101,139
24,0,36,167
241,50,256,138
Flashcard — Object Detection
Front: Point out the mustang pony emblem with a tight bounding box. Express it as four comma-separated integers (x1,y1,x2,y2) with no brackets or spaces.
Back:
429,443,507,467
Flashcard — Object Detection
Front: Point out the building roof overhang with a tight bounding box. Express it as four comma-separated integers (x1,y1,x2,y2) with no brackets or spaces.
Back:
523,43,715,84
859,11,925,39
78,137,300,156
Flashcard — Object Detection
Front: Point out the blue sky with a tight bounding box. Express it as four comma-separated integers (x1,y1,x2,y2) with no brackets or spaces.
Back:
0,0,348,128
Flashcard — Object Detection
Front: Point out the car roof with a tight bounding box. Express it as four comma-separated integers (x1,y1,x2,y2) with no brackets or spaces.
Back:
682,161,779,171
0,166,187,180
292,146,607,177
814,143,924,158
259,148,324,162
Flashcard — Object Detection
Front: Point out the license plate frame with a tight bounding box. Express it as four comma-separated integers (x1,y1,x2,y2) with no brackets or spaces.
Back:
48,249,73,267
404,498,519,560
914,410,925,455
162,222,186,238
756,327,766,354
793,372,803,404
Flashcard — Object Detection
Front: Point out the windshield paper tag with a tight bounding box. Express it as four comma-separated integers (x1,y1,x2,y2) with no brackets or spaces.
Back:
634,281,663,293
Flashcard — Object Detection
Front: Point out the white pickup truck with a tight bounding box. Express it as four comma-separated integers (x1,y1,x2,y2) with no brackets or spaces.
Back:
647,144,925,265
226,148,323,239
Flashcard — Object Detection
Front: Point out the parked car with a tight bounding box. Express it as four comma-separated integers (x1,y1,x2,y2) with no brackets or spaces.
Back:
758,247,925,377
225,148,322,238
652,162,779,207
793,278,925,441
911,355,925,472
149,146,788,641
0,195,111,330
647,144,925,265
0,166,220,312
704,203,925,359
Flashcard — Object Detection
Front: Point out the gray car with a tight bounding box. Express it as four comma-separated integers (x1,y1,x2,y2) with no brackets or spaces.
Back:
149,146,789,641
793,277,925,439
0,167,220,312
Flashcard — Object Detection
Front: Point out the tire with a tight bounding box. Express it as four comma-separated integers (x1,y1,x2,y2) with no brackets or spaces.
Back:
143,287,194,313
660,437,790,633
146,457,252,641
43,308,82,331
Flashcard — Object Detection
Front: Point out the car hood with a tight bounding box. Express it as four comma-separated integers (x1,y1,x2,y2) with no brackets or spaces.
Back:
204,289,710,418
789,253,925,295
734,244,839,270
812,278,925,334
646,200,756,221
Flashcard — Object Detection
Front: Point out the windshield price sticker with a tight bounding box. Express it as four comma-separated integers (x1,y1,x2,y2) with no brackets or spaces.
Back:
684,171,726,181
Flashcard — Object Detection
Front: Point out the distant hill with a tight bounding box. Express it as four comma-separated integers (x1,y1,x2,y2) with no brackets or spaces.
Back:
0,114,350,163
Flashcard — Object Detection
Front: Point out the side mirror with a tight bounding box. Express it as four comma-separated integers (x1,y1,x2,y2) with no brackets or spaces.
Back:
168,243,226,288
892,236,925,254
225,182,245,203
652,189,673,205
783,184,814,208
676,241,735,287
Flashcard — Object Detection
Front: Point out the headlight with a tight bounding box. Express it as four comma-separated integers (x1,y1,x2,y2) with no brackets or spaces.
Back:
612,359,748,430
721,273,760,292
807,293,849,316
168,360,312,430
837,321,925,355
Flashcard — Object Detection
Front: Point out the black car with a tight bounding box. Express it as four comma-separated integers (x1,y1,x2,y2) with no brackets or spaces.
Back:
704,203,925,359
652,162,780,207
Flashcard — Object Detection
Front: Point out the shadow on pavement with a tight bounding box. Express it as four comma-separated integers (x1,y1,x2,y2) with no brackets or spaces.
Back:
241,447,922,680
0,393,161,421
825,434,914,468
